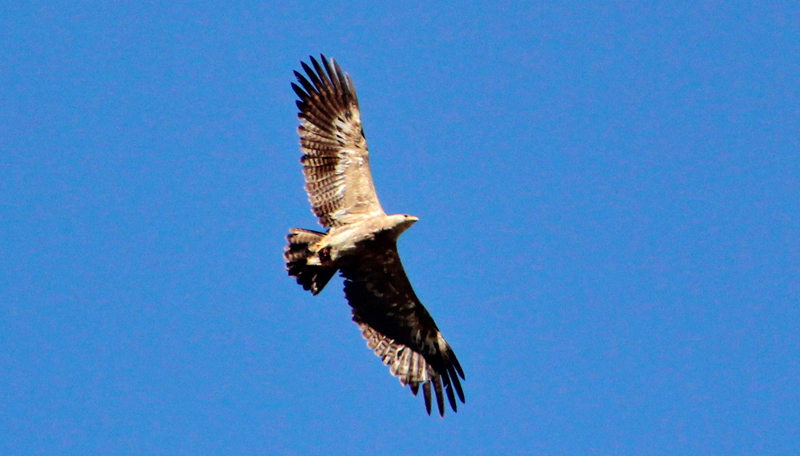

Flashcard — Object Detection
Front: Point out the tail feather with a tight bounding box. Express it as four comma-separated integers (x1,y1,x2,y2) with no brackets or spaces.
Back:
284,228,336,295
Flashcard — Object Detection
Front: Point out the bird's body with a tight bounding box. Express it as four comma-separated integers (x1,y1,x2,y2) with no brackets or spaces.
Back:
284,55,465,416
310,214,417,265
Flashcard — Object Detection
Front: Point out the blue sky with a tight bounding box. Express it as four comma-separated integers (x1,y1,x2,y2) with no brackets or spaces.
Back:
2,1,798,454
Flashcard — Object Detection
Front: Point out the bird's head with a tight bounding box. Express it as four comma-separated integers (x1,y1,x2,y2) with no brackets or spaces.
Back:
387,214,419,237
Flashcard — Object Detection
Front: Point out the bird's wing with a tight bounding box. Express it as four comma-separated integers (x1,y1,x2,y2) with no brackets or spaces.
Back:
292,55,385,228
339,242,465,417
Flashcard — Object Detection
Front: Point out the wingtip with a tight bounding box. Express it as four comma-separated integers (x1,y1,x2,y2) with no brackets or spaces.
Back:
319,53,334,68
449,364,466,404
452,354,465,380
423,381,432,415
290,81,307,100
443,375,458,412
299,61,313,77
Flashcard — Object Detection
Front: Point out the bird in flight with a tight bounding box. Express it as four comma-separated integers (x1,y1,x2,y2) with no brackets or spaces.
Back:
284,55,465,416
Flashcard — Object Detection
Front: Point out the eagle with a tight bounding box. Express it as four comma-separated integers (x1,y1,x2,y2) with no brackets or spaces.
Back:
284,55,465,416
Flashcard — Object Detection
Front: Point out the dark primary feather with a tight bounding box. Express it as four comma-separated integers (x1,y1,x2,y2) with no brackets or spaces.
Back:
339,235,465,417
292,54,384,228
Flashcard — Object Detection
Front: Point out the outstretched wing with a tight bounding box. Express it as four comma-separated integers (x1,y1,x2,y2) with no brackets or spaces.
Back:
339,241,465,417
292,55,385,228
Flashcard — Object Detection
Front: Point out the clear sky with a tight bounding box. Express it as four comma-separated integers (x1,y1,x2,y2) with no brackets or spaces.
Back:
2,2,799,455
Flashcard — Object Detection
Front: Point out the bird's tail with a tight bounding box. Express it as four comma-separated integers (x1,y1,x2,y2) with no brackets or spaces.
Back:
284,228,336,295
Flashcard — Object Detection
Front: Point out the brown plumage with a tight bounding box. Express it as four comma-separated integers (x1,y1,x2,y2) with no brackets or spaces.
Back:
285,55,465,416
291,55,383,228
